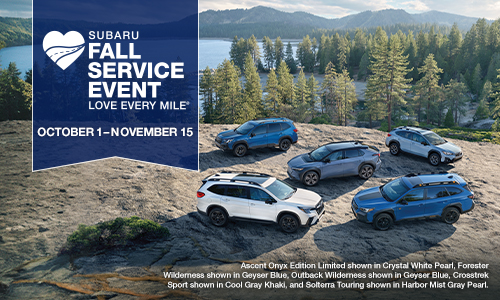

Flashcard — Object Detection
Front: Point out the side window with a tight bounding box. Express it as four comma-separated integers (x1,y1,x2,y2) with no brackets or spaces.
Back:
345,149,361,159
281,123,291,130
358,149,365,156
269,123,281,133
252,125,267,135
328,151,343,161
446,187,463,196
208,185,226,195
249,188,274,201
396,131,410,139
226,186,248,199
426,187,449,199
401,189,425,202
413,134,426,143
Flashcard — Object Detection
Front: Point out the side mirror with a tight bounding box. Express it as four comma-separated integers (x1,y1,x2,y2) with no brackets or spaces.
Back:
323,158,330,163
400,199,408,205
250,133,256,137
421,141,428,146
265,199,275,205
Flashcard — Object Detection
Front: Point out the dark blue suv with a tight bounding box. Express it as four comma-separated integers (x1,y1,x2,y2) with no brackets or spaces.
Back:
215,118,298,157
351,173,474,230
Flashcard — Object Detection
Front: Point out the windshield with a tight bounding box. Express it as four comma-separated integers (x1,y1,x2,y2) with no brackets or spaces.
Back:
423,132,446,145
381,178,410,202
235,122,255,135
310,146,331,161
266,178,296,200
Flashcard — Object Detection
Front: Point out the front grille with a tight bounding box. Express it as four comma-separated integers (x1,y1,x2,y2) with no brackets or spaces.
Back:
352,199,358,210
456,152,462,156
215,136,222,143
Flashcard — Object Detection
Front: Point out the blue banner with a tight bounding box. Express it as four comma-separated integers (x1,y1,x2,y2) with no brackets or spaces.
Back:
33,0,198,171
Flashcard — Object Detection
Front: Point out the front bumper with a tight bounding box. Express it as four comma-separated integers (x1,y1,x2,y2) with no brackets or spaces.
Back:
304,206,325,227
215,140,230,151
287,165,302,181
443,153,463,163
351,199,371,223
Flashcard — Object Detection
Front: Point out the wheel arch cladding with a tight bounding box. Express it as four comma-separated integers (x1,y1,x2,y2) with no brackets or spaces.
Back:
442,203,463,214
277,211,301,225
358,162,375,172
301,168,321,180
207,205,229,216
374,209,395,221
428,150,441,159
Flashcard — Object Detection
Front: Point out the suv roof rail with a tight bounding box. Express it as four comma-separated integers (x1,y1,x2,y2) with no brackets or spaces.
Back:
414,180,460,188
206,178,262,186
326,140,364,145
218,170,272,177
396,125,432,131
405,172,449,177
251,117,289,123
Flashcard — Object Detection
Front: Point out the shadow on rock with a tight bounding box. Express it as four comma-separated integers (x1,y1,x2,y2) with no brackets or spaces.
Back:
199,148,289,172
314,219,456,263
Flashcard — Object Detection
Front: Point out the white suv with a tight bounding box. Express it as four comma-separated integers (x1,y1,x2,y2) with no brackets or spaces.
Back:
197,171,325,233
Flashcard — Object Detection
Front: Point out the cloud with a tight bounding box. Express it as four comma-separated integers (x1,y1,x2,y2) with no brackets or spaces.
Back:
401,1,430,12
0,0,32,18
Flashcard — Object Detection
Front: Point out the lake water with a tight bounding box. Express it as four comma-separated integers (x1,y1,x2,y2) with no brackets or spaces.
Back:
0,45,32,77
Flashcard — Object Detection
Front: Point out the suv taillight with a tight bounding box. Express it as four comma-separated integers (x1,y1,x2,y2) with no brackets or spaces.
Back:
372,153,380,157
387,133,391,137
468,194,474,199
197,192,205,198
293,128,298,132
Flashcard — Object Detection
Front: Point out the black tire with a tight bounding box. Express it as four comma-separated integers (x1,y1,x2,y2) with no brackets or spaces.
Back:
279,214,299,233
359,164,374,180
442,207,460,224
232,144,247,157
279,138,292,151
389,143,400,155
372,213,394,231
209,207,228,227
302,171,319,186
429,152,441,166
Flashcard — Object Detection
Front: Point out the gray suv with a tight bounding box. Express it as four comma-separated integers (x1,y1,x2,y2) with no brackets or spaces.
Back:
385,126,462,166
287,141,382,186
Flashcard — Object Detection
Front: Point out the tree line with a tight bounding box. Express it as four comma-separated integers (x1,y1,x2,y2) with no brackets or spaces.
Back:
0,61,32,121
200,18,500,132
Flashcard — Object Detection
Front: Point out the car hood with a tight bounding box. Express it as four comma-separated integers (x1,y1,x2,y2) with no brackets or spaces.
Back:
285,188,321,207
354,186,389,206
218,129,240,139
436,142,461,154
288,153,315,167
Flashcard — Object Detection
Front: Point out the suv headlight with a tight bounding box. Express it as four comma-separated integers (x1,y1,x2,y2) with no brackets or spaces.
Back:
298,206,312,214
359,207,374,213
442,151,453,155
292,167,304,171
224,139,233,144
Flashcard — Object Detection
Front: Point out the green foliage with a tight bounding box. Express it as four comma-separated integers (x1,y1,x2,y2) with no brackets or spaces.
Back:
473,99,490,121
444,109,455,127
285,42,297,73
0,62,32,121
432,127,500,144
492,119,500,132
0,17,32,47
310,114,333,124
62,216,169,255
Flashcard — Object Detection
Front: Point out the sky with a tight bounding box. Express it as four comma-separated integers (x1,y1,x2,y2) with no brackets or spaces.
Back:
0,0,498,20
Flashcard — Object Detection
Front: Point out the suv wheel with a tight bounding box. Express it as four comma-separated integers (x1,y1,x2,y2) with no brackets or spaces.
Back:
389,143,400,155
359,164,374,180
372,213,393,231
429,152,440,166
233,144,247,157
279,214,299,233
209,207,228,227
442,207,460,224
279,138,292,151
302,171,319,186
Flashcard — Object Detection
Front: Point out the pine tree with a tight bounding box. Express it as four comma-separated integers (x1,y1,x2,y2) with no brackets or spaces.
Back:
285,42,297,74
264,69,280,114
335,69,357,126
200,67,215,123
274,37,285,66
445,79,469,124
471,63,483,97
246,35,261,66
242,53,263,120
414,54,443,124
295,68,308,104
321,62,337,119
444,109,455,127
276,61,295,106
0,62,31,121
366,29,412,131
262,36,275,70
214,59,243,124
473,99,490,121
306,74,320,114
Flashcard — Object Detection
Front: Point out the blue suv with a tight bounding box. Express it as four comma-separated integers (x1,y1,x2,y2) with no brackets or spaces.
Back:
351,173,474,230
215,118,298,157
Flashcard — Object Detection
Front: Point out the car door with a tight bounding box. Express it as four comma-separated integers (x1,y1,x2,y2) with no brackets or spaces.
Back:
410,133,430,157
320,150,344,179
247,124,268,149
424,187,450,216
397,131,413,152
395,188,426,220
248,187,278,222
222,185,250,218
267,123,282,147
342,149,365,176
